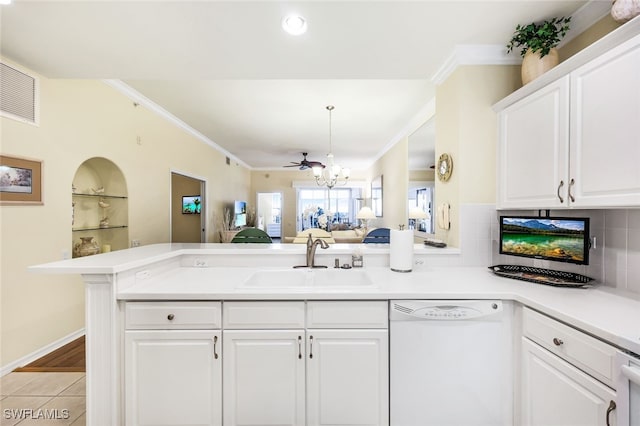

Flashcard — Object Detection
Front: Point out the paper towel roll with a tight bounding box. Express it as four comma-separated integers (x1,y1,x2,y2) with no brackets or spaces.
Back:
390,229,413,272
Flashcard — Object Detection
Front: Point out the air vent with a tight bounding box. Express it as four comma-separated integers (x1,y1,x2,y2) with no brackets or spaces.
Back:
0,62,39,125
392,303,414,315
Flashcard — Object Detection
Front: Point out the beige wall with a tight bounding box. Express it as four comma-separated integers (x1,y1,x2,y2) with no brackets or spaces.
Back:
0,60,250,367
171,173,202,243
409,169,435,182
435,65,521,246
560,15,621,62
367,138,409,230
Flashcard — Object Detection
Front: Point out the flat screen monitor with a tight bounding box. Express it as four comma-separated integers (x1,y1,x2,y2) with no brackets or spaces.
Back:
182,195,201,214
234,200,247,215
499,216,590,265
233,200,247,227
235,213,247,228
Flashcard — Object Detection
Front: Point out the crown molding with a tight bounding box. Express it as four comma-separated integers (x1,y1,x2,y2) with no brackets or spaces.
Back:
430,0,611,86
370,97,436,166
430,44,521,85
561,0,612,45
102,80,251,170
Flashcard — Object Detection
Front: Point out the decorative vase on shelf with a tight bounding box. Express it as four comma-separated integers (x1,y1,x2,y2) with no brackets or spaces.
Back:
521,47,559,85
74,237,100,257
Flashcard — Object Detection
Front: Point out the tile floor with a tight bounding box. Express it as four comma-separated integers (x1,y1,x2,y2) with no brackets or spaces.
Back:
0,372,85,426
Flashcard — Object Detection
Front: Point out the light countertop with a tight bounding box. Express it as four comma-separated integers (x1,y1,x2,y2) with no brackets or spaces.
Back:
119,264,640,355
29,243,460,274
30,243,640,355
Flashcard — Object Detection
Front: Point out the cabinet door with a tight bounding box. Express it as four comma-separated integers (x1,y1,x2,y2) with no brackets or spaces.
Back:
124,330,222,426
223,330,305,426
306,330,389,426
570,34,640,207
521,338,616,426
497,76,570,209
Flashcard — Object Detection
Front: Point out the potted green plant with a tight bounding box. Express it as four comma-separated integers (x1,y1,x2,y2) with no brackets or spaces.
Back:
506,16,571,84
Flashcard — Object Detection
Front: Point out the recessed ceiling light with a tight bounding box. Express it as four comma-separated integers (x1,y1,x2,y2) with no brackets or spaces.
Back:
282,14,307,36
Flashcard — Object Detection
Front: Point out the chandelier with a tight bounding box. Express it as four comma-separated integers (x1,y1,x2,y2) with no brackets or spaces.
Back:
313,105,350,189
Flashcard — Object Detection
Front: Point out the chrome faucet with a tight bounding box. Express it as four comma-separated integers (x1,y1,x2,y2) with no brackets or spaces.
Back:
294,233,329,268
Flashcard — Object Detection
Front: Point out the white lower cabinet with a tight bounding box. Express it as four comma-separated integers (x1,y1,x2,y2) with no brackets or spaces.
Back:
522,338,616,426
222,301,389,426
306,329,388,426
521,307,617,426
222,330,306,426
124,302,223,426
124,330,222,426
123,300,387,426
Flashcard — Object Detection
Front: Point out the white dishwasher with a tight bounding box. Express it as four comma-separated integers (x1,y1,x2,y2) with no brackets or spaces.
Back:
390,300,513,426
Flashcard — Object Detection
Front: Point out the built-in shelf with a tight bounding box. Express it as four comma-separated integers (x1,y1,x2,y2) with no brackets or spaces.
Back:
72,193,127,199
72,225,128,232
72,157,129,256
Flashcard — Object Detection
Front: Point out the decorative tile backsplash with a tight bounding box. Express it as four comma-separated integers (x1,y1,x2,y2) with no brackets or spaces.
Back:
456,205,640,295
437,204,640,296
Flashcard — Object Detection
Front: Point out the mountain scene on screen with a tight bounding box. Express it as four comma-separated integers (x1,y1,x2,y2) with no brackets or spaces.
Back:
501,218,586,263
502,218,585,235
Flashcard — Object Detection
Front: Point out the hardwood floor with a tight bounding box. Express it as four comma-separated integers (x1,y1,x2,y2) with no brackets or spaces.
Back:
14,336,86,373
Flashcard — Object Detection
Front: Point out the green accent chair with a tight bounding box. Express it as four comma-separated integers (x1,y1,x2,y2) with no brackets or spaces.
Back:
230,228,273,243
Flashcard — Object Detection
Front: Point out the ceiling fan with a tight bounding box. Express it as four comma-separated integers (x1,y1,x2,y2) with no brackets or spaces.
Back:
283,152,325,170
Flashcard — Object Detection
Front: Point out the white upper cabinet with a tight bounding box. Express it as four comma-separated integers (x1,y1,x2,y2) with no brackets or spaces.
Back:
497,32,640,209
569,35,640,207
497,76,570,209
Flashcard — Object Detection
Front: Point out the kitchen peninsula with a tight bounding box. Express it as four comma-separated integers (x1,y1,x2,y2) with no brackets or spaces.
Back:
32,243,640,425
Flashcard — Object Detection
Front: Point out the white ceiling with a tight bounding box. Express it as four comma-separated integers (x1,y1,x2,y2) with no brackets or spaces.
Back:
1,0,595,170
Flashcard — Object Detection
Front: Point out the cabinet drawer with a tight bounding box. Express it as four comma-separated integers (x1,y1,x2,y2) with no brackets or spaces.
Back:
522,307,617,388
306,301,388,329
223,301,305,329
125,302,221,330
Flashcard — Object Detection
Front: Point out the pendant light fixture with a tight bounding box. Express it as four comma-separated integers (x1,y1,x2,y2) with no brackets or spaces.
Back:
313,105,350,189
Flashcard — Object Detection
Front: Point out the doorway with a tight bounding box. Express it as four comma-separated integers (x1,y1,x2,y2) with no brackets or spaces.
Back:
256,192,282,240
171,172,205,243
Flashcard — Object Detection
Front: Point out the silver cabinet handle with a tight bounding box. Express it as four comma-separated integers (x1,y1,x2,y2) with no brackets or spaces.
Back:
568,178,575,203
606,400,616,426
309,335,314,359
167,314,175,321
553,338,564,346
298,336,302,359
557,180,565,203
213,335,219,359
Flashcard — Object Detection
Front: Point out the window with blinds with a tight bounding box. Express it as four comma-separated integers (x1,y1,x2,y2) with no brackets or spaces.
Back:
0,62,39,125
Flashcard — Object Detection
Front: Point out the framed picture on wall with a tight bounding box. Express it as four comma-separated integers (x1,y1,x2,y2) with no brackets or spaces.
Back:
371,175,383,217
0,155,43,205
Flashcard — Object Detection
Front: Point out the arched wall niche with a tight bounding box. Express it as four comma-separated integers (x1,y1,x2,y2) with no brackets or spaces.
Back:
72,157,129,256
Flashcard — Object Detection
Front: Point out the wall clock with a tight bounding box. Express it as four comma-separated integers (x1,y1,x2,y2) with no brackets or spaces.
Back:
436,153,453,182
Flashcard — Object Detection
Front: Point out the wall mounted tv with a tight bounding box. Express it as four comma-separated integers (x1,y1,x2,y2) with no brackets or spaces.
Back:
234,200,247,228
182,195,201,214
499,216,590,265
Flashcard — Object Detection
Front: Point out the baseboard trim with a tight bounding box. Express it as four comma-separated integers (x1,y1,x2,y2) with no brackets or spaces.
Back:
0,328,85,377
